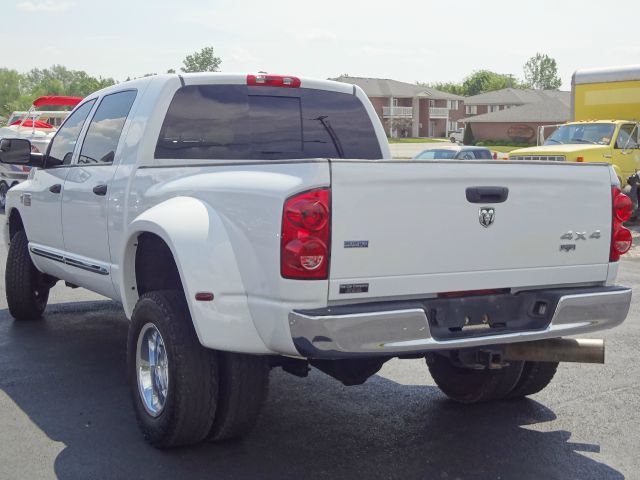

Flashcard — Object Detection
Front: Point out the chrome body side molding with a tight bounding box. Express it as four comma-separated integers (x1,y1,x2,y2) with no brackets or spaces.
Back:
29,245,109,276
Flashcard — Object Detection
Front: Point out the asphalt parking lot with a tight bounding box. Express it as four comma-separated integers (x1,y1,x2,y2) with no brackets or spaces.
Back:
0,216,639,480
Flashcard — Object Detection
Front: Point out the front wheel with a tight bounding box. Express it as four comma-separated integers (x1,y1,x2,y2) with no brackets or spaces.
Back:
426,353,524,403
127,290,219,448
5,229,50,320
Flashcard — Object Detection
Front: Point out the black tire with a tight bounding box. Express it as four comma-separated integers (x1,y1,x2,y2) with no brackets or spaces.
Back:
127,290,219,448
426,353,524,404
0,181,8,209
207,352,270,442
450,136,456,143
5,229,49,320
506,361,559,399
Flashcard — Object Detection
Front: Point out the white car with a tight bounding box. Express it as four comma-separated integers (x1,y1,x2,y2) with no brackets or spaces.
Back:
449,127,465,143
0,73,632,449
414,145,493,160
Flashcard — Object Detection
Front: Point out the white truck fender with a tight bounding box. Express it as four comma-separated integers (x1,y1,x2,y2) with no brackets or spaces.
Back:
120,196,272,354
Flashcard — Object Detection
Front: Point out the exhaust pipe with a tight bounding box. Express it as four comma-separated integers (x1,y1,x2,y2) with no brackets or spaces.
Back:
503,338,604,364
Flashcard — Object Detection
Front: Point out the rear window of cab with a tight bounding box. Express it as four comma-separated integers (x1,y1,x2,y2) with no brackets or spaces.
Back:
155,85,382,160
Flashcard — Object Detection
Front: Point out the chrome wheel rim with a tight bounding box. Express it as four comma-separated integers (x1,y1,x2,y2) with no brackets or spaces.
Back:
136,323,169,417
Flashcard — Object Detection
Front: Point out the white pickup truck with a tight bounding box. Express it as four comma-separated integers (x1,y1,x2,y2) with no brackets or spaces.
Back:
0,73,633,448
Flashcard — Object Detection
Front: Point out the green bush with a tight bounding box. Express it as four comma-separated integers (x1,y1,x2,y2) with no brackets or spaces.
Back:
478,139,533,147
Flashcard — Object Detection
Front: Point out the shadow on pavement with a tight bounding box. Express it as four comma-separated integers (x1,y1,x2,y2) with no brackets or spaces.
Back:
0,301,623,480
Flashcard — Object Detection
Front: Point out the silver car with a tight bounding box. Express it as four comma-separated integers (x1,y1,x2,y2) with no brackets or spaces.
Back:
414,145,493,160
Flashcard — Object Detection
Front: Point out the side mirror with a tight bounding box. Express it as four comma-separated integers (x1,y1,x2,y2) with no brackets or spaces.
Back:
0,138,31,164
0,138,44,167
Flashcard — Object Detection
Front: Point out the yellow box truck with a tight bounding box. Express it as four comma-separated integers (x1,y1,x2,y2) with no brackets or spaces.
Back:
510,64,640,187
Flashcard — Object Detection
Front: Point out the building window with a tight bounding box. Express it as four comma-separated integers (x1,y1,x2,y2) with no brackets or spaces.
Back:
447,100,458,110
429,100,435,107
465,105,477,115
489,105,500,113
448,121,458,131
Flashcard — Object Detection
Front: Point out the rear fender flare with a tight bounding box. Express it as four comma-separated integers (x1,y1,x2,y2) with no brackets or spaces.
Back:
120,196,269,353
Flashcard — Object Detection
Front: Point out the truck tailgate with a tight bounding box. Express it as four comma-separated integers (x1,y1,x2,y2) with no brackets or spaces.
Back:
329,160,613,301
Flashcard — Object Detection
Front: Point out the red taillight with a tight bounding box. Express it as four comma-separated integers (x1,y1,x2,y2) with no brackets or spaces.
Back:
610,187,633,261
612,226,632,257
613,187,633,222
247,74,301,88
281,188,330,279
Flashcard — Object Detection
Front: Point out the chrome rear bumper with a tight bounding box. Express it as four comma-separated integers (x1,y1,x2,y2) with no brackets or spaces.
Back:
289,286,632,359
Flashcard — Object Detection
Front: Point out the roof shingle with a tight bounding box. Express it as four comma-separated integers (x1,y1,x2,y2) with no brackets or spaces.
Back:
464,88,569,105
462,96,570,123
333,76,465,101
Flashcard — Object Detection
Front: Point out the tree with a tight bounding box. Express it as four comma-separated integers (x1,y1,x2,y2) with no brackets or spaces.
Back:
419,81,465,96
462,123,475,145
0,66,116,117
20,65,115,99
523,53,562,90
420,71,523,97
0,68,22,116
181,47,222,73
462,70,520,96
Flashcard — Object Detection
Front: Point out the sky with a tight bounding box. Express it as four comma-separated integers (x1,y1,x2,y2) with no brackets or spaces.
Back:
4,0,640,90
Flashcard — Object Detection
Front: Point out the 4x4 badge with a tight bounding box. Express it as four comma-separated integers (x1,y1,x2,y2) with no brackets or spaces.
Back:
479,207,495,228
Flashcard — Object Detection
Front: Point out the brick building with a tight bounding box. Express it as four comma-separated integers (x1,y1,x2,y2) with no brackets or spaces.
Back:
333,76,465,138
463,88,568,117
461,97,571,143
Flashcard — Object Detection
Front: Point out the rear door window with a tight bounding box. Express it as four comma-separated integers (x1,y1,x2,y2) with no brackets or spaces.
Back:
473,149,493,159
457,150,476,160
155,85,382,160
78,90,137,165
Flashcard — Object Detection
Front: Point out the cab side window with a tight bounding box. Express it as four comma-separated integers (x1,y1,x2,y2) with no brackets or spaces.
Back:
47,100,96,166
474,149,493,160
78,90,137,165
616,124,639,149
458,151,475,160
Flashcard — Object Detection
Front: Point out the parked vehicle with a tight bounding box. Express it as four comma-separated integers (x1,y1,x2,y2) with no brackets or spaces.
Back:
6,110,71,129
414,145,493,160
449,127,465,143
0,165,30,209
0,73,632,449
0,96,81,153
509,64,640,187
0,96,81,208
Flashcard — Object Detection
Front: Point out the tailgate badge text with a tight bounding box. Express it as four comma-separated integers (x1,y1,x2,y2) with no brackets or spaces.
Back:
344,240,369,248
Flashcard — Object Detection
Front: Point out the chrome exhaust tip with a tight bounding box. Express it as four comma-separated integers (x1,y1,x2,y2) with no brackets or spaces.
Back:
503,338,604,364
